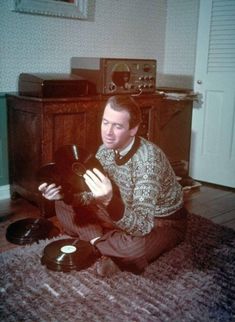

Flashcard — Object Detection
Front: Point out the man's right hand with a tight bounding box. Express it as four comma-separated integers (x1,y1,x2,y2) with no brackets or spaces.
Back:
38,183,63,201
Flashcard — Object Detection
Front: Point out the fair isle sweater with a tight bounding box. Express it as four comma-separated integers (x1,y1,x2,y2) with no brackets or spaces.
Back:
95,136,183,237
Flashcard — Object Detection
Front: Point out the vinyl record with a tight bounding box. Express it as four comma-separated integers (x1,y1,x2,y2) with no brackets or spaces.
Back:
54,145,105,194
37,145,105,194
6,218,59,245
41,238,99,272
36,163,60,185
54,145,103,174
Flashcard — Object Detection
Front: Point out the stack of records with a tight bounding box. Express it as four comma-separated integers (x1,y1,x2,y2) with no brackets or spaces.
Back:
41,238,99,272
6,218,59,245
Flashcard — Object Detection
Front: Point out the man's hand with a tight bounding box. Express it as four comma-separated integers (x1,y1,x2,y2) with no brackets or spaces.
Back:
83,168,113,206
38,183,63,201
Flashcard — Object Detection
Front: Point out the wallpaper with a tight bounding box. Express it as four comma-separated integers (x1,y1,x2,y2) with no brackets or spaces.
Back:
163,0,199,88
0,0,199,92
0,0,166,92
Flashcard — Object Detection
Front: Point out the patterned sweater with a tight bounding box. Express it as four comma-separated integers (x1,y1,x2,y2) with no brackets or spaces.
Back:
95,137,183,236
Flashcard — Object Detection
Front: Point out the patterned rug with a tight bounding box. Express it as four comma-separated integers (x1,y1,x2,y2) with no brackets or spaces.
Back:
1,213,235,322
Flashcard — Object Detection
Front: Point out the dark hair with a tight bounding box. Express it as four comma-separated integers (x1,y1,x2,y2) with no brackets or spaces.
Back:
106,95,142,129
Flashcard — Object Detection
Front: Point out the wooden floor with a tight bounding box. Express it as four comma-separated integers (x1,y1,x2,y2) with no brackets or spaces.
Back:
0,182,235,254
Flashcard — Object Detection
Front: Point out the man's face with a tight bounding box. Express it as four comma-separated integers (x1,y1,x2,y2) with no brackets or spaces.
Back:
101,103,138,150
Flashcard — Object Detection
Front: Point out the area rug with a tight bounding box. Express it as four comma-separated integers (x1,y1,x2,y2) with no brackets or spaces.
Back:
1,213,234,322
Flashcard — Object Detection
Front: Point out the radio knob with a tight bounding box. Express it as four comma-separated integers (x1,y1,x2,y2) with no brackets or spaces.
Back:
124,83,134,90
109,83,116,92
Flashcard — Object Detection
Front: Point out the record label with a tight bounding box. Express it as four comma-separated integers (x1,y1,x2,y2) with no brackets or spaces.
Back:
61,245,77,254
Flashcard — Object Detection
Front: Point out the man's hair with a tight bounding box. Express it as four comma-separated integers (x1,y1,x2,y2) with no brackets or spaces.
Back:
106,95,142,129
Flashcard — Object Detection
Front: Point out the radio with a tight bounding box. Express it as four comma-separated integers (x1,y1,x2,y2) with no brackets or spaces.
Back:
71,57,156,95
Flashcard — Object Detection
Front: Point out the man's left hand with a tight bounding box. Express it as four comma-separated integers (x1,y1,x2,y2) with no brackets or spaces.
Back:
83,168,113,206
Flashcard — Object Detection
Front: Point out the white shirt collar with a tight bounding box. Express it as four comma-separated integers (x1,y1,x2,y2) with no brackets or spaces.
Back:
116,137,135,157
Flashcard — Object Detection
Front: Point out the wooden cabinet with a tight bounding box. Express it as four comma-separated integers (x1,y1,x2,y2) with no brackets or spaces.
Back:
7,94,192,214
135,95,193,178
7,95,104,209
0,94,9,187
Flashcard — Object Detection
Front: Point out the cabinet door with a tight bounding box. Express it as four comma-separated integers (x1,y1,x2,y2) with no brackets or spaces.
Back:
155,100,192,177
42,101,102,164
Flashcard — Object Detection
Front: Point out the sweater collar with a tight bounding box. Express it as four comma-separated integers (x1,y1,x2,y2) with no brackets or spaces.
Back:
114,136,141,165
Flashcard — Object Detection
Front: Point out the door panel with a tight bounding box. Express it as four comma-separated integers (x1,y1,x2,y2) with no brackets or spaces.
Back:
190,0,235,187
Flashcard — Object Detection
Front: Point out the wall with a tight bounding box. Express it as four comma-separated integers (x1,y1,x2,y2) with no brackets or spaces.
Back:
0,0,166,92
0,0,199,197
163,0,199,88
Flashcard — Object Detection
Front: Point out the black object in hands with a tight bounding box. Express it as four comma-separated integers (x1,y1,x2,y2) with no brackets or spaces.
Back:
37,145,105,195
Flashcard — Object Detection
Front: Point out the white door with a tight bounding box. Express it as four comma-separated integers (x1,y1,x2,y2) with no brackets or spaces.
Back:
190,0,235,188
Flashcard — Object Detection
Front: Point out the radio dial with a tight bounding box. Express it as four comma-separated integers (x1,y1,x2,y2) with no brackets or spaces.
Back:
111,63,130,87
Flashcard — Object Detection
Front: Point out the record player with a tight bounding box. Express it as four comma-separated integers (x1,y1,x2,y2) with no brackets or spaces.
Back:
18,73,95,98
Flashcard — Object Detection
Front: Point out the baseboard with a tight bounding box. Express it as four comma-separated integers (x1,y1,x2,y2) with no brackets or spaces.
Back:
0,185,10,200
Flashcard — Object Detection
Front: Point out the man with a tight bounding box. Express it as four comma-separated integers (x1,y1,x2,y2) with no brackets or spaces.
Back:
39,95,187,276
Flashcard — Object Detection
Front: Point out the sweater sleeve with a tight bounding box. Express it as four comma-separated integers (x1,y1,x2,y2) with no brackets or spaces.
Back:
106,181,125,221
